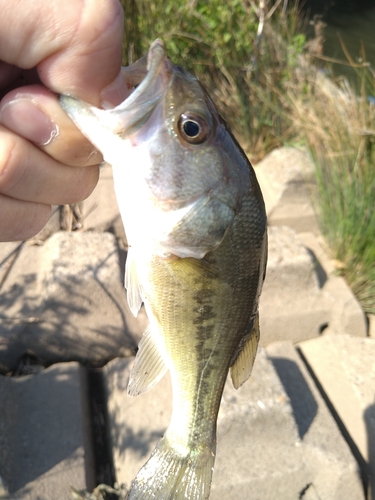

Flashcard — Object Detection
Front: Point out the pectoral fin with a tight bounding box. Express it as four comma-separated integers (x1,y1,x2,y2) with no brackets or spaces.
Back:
128,324,168,396
230,314,260,389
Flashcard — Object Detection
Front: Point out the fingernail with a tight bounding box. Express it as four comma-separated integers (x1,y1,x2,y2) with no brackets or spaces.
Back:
0,98,59,146
100,71,128,107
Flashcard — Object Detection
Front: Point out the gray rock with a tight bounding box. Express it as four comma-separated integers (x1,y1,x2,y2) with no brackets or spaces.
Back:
0,232,147,372
0,362,93,499
103,343,364,499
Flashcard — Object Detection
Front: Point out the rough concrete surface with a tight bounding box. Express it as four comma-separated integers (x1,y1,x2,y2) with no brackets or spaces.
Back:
0,242,23,284
80,163,126,244
369,314,375,338
299,334,375,495
0,362,93,499
104,344,364,499
255,147,319,234
298,232,367,338
259,226,330,345
0,231,147,372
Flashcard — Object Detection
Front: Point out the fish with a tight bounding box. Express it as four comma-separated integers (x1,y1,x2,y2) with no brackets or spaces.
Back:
60,39,267,500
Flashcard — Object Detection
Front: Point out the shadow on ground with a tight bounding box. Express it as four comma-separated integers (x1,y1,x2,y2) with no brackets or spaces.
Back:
270,357,318,439
0,240,142,374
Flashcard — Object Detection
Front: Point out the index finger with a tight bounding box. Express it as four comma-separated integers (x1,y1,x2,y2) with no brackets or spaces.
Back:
0,0,126,105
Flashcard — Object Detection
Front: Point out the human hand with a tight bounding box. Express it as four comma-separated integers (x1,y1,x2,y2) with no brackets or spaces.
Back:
0,0,127,241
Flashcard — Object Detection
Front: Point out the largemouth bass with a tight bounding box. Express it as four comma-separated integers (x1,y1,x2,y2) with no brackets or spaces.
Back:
60,39,267,500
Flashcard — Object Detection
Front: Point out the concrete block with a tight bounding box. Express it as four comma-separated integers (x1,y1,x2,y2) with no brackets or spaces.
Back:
103,343,364,499
322,276,367,337
0,362,94,499
369,314,375,338
80,163,126,244
299,334,375,496
259,226,329,345
0,232,147,372
0,242,45,373
266,342,364,500
104,357,171,488
32,205,61,242
255,147,319,234
0,242,23,284
299,232,367,338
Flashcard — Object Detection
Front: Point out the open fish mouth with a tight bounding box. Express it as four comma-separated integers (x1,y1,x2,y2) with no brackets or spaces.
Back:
60,39,173,138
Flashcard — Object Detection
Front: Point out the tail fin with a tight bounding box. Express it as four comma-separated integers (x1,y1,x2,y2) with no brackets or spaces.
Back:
127,436,215,500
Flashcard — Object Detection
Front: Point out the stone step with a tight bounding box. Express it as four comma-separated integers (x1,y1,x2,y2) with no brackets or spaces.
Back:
299,333,375,496
0,231,147,373
255,146,367,343
0,362,93,499
255,147,319,234
259,226,366,346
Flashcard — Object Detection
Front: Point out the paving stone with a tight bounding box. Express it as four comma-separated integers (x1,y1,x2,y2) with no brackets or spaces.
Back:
255,147,319,234
259,226,330,345
0,232,147,372
103,343,364,499
0,362,93,499
299,333,375,496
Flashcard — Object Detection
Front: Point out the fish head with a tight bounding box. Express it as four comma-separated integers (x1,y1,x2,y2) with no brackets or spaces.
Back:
60,40,251,259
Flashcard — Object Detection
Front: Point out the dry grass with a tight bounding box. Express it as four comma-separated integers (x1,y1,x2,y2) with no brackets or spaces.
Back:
290,68,375,313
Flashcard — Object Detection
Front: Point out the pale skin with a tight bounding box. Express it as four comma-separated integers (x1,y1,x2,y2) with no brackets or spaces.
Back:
0,0,127,241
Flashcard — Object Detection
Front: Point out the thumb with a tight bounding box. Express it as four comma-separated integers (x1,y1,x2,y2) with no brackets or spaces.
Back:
0,0,127,106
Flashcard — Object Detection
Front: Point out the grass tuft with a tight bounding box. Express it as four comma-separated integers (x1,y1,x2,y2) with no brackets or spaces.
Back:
290,69,375,313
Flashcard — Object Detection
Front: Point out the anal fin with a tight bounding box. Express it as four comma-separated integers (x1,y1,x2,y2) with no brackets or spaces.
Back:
128,324,168,396
230,313,260,389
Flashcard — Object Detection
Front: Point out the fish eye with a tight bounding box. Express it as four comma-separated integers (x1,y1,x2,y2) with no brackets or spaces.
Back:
178,113,210,144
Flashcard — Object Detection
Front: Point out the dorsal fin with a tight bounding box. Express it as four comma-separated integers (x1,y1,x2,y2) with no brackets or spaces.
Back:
230,314,260,389
128,324,168,396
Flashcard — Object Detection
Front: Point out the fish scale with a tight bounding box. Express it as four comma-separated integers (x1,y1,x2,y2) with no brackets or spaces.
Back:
60,38,267,500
